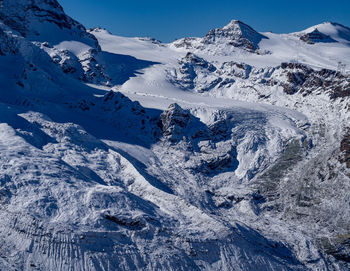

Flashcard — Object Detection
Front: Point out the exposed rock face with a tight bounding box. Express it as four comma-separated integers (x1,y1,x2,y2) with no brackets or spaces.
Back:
220,61,252,79
172,20,268,54
0,0,128,86
78,48,111,84
276,62,350,98
300,29,336,44
168,58,350,100
158,105,271,179
159,103,191,142
169,52,257,93
0,0,99,47
203,20,268,51
340,130,350,168
0,25,19,55
49,47,85,77
172,37,198,50
302,22,350,44
169,53,220,92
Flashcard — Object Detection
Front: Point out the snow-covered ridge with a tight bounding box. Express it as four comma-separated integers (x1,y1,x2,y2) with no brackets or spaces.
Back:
92,18,350,270
0,0,99,47
171,19,269,55
1,0,350,270
297,22,350,44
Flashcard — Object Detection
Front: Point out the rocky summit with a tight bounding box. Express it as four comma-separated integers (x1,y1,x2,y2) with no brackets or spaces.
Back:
172,19,268,54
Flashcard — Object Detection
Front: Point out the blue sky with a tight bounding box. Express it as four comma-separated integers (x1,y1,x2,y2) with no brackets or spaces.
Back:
59,0,350,42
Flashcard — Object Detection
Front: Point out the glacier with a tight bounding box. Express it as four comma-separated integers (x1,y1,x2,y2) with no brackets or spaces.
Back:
0,0,350,270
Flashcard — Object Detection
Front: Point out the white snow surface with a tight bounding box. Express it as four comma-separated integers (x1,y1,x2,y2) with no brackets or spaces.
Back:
299,22,350,44
55,41,93,57
0,3,350,270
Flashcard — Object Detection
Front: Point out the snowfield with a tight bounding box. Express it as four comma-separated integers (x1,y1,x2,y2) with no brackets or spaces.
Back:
0,0,350,270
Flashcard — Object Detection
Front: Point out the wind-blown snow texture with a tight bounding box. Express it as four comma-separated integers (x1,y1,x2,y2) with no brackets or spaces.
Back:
0,0,350,270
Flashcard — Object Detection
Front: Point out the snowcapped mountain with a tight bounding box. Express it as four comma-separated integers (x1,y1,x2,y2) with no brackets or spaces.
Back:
0,0,98,47
171,20,268,54
1,0,350,270
298,22,350,44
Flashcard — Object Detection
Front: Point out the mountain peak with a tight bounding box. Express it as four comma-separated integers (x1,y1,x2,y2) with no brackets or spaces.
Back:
222,20,254,31
171,19,268,54
300,28,336,44
203,19,268,51
222,20,242,28
301,21,350,44
0,0,98,47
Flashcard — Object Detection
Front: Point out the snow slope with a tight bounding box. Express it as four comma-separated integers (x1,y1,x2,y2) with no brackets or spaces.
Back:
299,22,350,44
92,21,350,270
0,1,350,270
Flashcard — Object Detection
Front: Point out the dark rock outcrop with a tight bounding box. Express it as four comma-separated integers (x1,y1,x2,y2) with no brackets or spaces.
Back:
159,103,191,142
172,20,268,53
300,29,336,44
174,52,217,91
340,131,350,168
203,20,268,52
275,62,350,98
